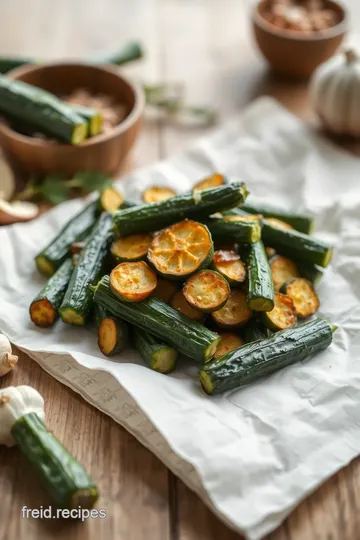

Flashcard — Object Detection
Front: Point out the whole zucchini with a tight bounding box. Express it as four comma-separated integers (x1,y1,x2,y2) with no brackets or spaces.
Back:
30,258,74,327
241,200,314,234
132,328,178,373
112,183,248,237
12,412,98,509
203,216,261,244
244,241,274,311
199,318,335,394
97,41,144,65
92,275,220,362
35,200,98,277
60,213,113,326
0,75,88,144
0,56,33,74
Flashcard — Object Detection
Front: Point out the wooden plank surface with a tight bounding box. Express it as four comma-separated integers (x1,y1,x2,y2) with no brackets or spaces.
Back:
1,1,360,539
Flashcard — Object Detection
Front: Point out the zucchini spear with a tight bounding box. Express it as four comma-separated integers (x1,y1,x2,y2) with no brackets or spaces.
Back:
132,328,178,374
0,386,98,509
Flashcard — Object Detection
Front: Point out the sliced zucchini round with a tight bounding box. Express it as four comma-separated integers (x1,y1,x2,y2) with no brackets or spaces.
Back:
148,220,213,280
280,278,320,318
211,289,252,328
211,250,246,286
265,247,276,259
183,270,230,313
171,290,204,321
110,261,157,302
214,332,244,360
269,255,300,291
142,186,176,204
263,293,296,332
99,186,124,212
29,299,57,328
265,218,293,230
192,173,224,193
111,233,153,263
150,278,178,304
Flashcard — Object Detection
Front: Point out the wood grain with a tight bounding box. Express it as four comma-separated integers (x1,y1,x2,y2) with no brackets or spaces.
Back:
1,1,360,540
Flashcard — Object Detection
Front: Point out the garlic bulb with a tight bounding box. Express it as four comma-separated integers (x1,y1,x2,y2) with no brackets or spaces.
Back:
0,152,15,201
0,333,18,377
0,200,38,225
311,49,360,137
0,386,45,447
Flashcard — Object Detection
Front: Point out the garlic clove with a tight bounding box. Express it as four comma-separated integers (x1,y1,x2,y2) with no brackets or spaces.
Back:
0,153,16,201
0,333,18,377
0,200,38,225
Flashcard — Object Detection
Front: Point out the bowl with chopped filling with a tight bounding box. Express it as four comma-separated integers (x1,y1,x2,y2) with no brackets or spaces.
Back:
252,0,348,78
0,62,144,176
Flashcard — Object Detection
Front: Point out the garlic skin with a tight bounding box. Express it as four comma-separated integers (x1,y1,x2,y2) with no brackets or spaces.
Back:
0,333,18,377
0,200,38,226
0,386,45,447
311,49,360,137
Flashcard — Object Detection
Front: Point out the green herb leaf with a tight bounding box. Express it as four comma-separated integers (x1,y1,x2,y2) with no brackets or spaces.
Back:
38,174,70,204
72,171,110,193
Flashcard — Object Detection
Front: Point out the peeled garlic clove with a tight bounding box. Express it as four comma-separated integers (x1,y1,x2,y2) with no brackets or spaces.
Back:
0,333,18,377
0,200,38,225
0,153,16,201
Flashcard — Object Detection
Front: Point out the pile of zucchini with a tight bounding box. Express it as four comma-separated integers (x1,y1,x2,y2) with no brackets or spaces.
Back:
29,174,336,394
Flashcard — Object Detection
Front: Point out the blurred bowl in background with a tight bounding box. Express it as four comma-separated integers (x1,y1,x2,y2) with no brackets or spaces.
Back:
252,0,348,78
0,63,144,177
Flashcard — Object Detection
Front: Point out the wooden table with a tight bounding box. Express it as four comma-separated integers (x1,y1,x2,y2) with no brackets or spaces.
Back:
1,1,360,539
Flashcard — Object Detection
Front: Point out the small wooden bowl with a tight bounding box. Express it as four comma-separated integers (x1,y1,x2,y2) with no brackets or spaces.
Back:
0,63,144,176
252,0,348,78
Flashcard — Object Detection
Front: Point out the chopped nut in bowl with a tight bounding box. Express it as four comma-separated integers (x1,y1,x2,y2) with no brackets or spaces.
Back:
252,0,348,78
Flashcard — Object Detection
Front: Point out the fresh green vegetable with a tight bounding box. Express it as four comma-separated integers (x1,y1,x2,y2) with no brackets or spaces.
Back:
60,212,113,326
70,105,103,137
112,183,248,237
0,75,88,144
94,304,128,356
199,318,335,394
30,258,73,327
97,41,144,65
241,200,314,234
92,275,220,362
35,200,98,277
132,328,178,373
244,241,274,311
203,216,261,244
12,412,98,508
0,56,33,74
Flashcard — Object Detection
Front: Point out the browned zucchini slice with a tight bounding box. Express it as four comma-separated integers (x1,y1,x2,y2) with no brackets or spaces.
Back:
150,278,178,304
214,332,244,360
265,247,276,259
211,250,246,286
100,186,124,212
269,255,300,291
111,233,153,263
211,289,252,328
265,218,293,230
192,173,224,192
171,290,204,321
263,293,296,331
148,220,213,280
142,186,176,203
110,261,157,302
280,278,320,318
183,270,229,313
29,299,57,328
223,214,262,222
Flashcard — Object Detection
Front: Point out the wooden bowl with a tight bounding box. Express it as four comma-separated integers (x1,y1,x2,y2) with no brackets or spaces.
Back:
252,0,348,78
0,63,144,176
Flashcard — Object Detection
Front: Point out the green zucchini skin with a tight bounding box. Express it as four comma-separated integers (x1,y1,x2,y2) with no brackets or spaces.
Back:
12,412,98,509
132,328,178,373
112,183,248,237
243,318,270,343
94,304,129,355
35,200,98,277
70,105,103,137
241,200,314,234
295,261,324,284
0,56,33,74
93,275,220,362
60,213,113,326
261,220,333,268
30,258,74,327
203,217,261,244
244,241,274,311
199,318,334,394
96,41,144,66
0,75,87,144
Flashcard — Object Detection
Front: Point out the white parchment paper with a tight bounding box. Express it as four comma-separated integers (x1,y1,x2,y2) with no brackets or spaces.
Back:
1,98,360,539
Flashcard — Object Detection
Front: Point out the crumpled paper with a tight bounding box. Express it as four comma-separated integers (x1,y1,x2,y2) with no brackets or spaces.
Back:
1,97,360,539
